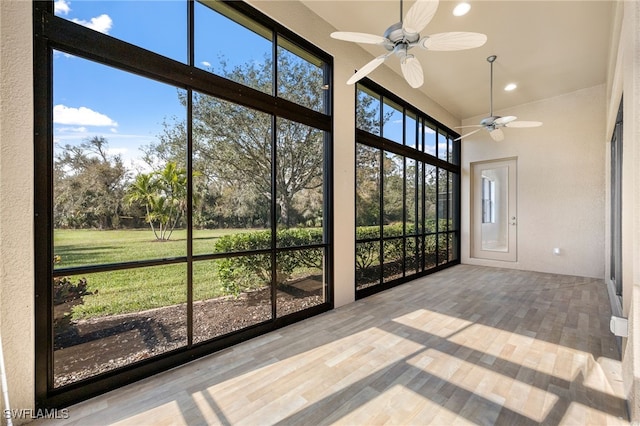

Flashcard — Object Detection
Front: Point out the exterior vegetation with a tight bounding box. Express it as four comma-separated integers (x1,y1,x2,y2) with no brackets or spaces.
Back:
53,53,328,320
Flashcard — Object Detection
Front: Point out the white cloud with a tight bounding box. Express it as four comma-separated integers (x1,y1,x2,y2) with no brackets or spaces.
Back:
54,105,118,127
54,0,71,15
201,61,211,67
57,126,87,133
110,128,118,133
72,14,113,34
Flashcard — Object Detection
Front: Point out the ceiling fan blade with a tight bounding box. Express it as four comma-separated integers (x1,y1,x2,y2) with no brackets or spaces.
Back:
330,31,388,45
489,128,505,141
420,32,487,51
403,0,439,35
455,124,483,129
454,128,482,141
505,120,543,128
494,116,517,125
346,54,388,85
401,56,424,88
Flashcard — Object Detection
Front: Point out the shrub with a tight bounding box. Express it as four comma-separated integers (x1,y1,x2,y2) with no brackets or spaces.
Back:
53,255,96,333
355,224,404,270
214,228,323,296
355,225,451,276
53,255,94,305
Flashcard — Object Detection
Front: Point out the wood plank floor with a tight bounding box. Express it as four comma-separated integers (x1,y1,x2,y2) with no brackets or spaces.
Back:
38,265,629,425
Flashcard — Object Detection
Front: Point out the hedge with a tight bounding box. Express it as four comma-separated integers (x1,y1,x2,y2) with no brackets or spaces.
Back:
214,225,452,296
214,228,323,296
355,224,450,272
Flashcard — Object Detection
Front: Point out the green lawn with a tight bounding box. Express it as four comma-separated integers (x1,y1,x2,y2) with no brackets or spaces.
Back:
54,228,243,268
53,228,249,320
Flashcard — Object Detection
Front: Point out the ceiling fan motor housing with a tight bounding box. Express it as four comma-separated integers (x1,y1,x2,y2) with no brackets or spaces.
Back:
383,22,420,50
481,116,500,127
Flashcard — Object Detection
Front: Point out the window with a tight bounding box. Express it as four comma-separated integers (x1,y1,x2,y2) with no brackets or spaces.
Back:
195,0,272,93
424,121,437,157
482,177,496,223
355,81,460,297
277,38,329,113
610,99,623,297
356,85,381,136
55,0,188,63
36,0,332,409
382,98,403,144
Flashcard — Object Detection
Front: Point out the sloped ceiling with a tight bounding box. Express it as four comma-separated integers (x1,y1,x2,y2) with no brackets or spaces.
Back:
300,0,615,120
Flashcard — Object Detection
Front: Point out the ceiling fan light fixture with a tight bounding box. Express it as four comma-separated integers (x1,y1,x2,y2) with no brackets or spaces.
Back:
453,2,471,17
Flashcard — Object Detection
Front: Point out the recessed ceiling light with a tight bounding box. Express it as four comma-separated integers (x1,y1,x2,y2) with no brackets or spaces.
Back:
504,83,517,91
453,2,471,16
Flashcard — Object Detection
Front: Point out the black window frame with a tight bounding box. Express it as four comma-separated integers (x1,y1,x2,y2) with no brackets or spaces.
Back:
354,78,461,299
610,98,623,298
34,0,333,409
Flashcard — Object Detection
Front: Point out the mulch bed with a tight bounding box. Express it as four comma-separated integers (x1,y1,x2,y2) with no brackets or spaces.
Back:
53,281,322,388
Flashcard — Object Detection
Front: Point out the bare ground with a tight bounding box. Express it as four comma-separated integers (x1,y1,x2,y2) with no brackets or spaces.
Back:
53,281,322,388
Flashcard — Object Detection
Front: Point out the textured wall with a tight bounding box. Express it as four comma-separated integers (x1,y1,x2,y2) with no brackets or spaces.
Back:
617,0,640,421
460,85,606,279
0,0,35,423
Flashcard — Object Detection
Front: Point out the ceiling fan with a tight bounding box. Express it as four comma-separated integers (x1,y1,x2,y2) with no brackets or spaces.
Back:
330,0,487,88
456,55,543,141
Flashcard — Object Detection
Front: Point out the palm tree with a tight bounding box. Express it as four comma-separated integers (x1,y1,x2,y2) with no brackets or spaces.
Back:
125,162,192,241
154,162,188,241
125,173,161,239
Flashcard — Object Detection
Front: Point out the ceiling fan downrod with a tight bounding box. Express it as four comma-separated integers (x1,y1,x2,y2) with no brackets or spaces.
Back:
487,55,496,117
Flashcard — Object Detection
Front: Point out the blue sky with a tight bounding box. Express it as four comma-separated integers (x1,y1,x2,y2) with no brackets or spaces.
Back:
53,0,189,170
53,0,271,171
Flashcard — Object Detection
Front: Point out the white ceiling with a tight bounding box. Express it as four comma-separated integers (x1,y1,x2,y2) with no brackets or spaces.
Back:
300,0,615,120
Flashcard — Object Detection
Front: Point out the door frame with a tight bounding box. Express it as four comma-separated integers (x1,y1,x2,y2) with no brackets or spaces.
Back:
471,157,517,262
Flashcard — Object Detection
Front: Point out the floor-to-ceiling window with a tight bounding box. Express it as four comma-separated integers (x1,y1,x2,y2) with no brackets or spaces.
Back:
610,98,623,299
355,81,460,298
35,0,332,408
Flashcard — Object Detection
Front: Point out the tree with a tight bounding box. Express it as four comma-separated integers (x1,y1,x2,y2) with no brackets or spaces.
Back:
125,162,190,241
144,53,325,228
54,136,128,229
382,153,404,225
356,144,380,228
355,86,393,229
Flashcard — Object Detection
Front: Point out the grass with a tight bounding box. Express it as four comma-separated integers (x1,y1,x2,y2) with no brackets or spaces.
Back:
53,228,254,320
54,228,244,268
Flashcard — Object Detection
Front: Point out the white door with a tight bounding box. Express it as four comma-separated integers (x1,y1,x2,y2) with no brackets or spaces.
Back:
472,158,517,261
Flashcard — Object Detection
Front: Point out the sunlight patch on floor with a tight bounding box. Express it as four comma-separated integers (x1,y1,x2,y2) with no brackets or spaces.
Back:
408,348,559,423
393,308,474,339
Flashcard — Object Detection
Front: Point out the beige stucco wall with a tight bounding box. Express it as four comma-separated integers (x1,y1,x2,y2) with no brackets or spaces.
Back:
612,0,640,421
0,0,35,423
460,85,606,279
247,0,460,308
